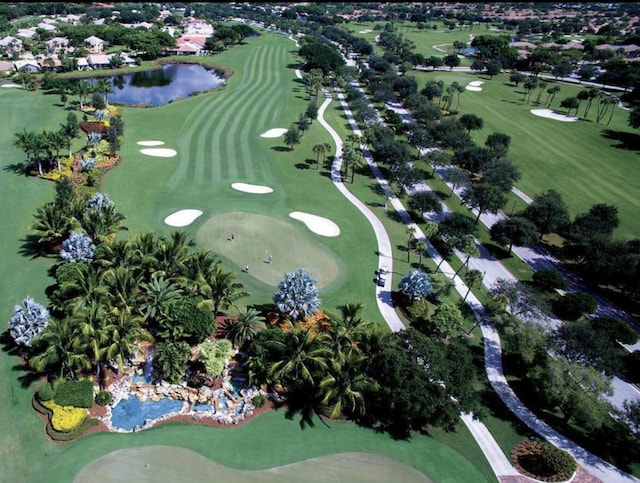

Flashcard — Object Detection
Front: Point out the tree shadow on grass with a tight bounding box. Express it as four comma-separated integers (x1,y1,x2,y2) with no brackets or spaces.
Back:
18,234,45,260
601,129,640,153
3,163,28,176
271,146,291,152
294,162,311,170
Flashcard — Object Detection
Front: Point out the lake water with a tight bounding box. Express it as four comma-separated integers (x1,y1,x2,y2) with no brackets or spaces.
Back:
100,64,226,107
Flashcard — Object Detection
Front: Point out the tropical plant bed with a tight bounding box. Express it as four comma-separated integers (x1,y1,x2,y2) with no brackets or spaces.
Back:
511,440,577,482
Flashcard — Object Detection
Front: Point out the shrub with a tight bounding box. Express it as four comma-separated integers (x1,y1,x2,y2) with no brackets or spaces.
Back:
273,268,321,320
540,445,577,476
155,341,191,384
214,339,233,360
252,394,266,408
55,262,88,285
37,382,55,402
168,297,215,343
552,292,597,321
532,269,568,292
53,379,94,408
80,158,96,172
199,340,226,377
42,399,87,432
95,390,112,406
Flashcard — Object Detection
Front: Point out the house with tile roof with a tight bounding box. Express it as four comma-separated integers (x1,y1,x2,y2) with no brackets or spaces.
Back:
84,36,105,53
87,54,110,69
0,36,22,54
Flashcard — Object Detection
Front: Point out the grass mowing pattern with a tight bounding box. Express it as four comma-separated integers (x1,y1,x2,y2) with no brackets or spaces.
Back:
73,447,433,483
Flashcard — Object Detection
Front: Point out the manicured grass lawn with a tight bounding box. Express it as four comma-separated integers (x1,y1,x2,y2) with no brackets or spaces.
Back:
49,411,493,483
408,70,640,240
0,30,496,483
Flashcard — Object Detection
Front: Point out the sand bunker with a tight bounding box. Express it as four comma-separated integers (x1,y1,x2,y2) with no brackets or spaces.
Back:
164,209,203,227
260,128,288,138
359,29,373,33
231,182,273,194
289,211,340,237
1,83,21,88
531,109,578,122
468,80,485,87
465,86,482,91
140,148,177,157
137,140,165,146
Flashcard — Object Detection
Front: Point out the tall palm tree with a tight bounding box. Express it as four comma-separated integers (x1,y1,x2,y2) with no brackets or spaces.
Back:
14,129,39,173
312,143,327,171
181,249,219,296
415,240,428,269
453,235,480,278
75,80,92,111
406,226,415,263
59,119,80,157
95,78,113,108
70,300,110,385
129,231,159,277
223,305,266,349
268,327,330,387
546,85,561,107
30,318,91,379
103,311,152,376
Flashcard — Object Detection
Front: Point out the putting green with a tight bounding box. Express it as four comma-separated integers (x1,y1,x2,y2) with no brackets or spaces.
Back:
73,446,432,483
196,211,341,288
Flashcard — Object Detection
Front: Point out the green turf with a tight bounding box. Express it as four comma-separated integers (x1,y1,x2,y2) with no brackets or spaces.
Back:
196,211,342,289
45,411,492,483
73,447,433,483
408,70,640,240
0,30,497,483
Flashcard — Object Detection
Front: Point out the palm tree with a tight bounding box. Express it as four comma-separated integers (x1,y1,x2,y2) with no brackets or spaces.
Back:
59,119,80,157
129,231,159,277
180,249,219,296
406,226,415,263
453,235,480,278
103,266,142,315
14,129,40,173
31,202,77,250
30,318,91,379
103,311,152,376
138,276,183,323
75,80,92,111
70,300,110,385
57,263,109,314
268,327,330,386
95,78,113,108
223,305,266,349
462,269,483,303
93,238,133,271
415,240,428,269
206,265,249,316
535,80,548,105
80,204,127,243
319,353,379,419
312,143,327,170
546,85,561,108
154,231,192,279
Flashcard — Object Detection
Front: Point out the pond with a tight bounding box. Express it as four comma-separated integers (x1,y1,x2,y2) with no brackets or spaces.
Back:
97,63,226,107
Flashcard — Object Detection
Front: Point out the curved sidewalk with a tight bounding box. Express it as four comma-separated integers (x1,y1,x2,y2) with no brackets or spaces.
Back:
316,75,638,481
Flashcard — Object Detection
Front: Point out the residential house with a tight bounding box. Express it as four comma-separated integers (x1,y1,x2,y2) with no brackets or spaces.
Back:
182,17,214,37
84,36,105,54
38,56,62,71
13,60,41,73
45,37,70,55
0,36,23,54
0,60,14,74
16,28,37,39
36,22,57,32
87,54,110,69
76,57,89,70
57,14,81,25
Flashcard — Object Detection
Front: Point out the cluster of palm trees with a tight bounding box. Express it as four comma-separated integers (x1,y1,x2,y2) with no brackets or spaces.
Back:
14,113,80,176
73,78,114,111
247,303,388,421
30,226,251,385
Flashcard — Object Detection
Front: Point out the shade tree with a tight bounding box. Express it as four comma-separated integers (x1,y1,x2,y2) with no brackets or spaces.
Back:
490,216,539,254
462,182,507,222
522,189,571,239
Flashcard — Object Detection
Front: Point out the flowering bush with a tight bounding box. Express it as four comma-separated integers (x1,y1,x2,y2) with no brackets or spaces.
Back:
42,400,87,432
8,296,50,348
85,192,113,213
399,270,432,302
41,156,74,182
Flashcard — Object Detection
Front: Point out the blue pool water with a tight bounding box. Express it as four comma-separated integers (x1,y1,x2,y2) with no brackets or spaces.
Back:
133,373,153,384
111,397,183,431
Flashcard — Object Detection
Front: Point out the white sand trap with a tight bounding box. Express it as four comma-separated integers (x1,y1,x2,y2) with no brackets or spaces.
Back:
530,109,578,122
465,85,483,91
137,140,165,146
231,182,273,194
140,148,177,157
289,211,340,237
164,209,203,227
1,83,21,88
359,29,373,33
260,128,288,138
468,81,485,87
